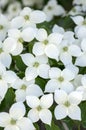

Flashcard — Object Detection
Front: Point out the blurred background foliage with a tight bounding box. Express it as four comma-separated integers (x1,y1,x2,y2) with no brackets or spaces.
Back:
0,0,86,130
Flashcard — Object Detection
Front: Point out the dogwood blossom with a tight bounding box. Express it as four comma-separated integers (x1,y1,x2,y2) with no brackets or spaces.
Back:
76,75,86,100
71,16,86,39
12,78,43,102
0,102,35,130
0,14,9,41
7,1,21,20
33,28,63,60
54,90,82,120
11,7,46,29
43,0,65,21
0,62,18,102
21,53,50,80
0,40,11,68
26,94,53,125
75,39,86,66
45,67,75,93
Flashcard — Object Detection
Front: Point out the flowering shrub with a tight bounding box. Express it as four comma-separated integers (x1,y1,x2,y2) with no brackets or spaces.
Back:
0,0,86,130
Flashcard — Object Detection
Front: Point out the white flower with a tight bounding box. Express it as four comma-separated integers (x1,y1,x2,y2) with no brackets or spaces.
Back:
0,40,11,68
76,75,86,100
53,25,82,65
7,1,21,20
11,7,46,29
0,102,35,130
59,40,82,65
12,78,43,102
21,27,37,42
26,94,53,125
45,67,75,93
0,62,18,102
54,90,82,120
0,14,9,41
75,38,86,66
21,53,50,80
71,16,86,39
33,28,63,60
3,36,23,56
43,0,65,21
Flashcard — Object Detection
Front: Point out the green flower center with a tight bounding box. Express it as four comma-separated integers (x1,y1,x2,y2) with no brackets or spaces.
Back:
18,37,23,43
0,25,4,30
58,76,64,82
48,6,52,10
64,101,70,107
10,119,16,125
37,106,42,111
33,62,39,68
12,7,17,11
21,84,27,90
83,20,86,25
63,47,68,52
43,40,48,45
24,15,29,21
0,48,3,53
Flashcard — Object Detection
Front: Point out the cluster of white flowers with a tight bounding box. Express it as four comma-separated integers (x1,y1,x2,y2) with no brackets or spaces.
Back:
0,0,86,130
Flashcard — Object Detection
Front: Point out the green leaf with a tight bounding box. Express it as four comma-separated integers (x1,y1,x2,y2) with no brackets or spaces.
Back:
45,121,60,130
35,77,48,91
80,102,86,128
0,88,15,112
13,55,26,72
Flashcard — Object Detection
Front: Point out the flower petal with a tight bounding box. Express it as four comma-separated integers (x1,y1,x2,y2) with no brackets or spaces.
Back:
25,67,38,81
11,43,23,56
0,112,10,127
40,94,53,108
45,79,59,93
3,37,17,53
68,105,81,120
69,45,82,57
61,81,74,93
9,102,26,119
49,67,61,79
68,91,82,105
0,52,12,68
5,125,19,130
75,54,86,67
21,27,36,42
11,16,24,28
3,71,17,84
60,53,72,65
21,53,34,66
71,16,84,25
48,33,63,45
26,84,43,97
45,44,59,61
15,89,26,102
17,117,35,130
62,68,75,81
39,109,52,125
54,90,67,104
27,109,39,123
30,10,46,23
33,42,45,56
26,96,40,108
54,105,67,120
35,29,47,41
38,64,50,79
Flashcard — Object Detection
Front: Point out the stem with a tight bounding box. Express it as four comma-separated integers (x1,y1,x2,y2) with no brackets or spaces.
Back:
61,121,69,130
78,125,80,130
